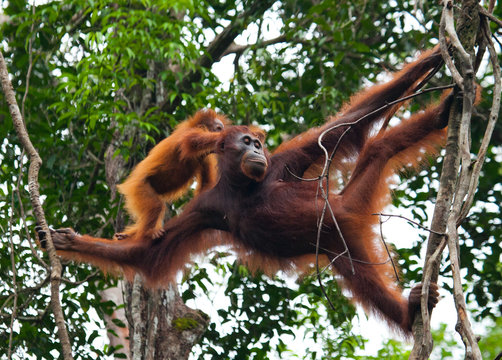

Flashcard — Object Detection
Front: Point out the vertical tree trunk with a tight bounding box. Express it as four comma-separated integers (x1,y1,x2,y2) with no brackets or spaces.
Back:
411,0,485,359
125,277,209,360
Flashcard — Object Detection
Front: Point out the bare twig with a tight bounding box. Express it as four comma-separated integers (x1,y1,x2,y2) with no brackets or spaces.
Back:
86,149,105,165
373,213,446,236
62,270,101,285
315,161,353,271
317,84,455,154
309,169,347,312
376,214,400,282
372,212,449,284
380,60,447,131
493,32,502,49
311,243,395,268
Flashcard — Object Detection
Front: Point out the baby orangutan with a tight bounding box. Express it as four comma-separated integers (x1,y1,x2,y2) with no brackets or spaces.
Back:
115,109,229,241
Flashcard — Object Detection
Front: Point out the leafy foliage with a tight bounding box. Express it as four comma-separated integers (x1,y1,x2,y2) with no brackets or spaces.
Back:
183,257,360,359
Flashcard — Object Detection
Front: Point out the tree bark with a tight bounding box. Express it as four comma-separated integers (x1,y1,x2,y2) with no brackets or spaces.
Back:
0,50,74,360
410,0,486,359
125,277,209,360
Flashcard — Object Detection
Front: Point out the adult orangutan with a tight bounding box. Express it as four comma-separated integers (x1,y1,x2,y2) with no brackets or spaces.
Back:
39,47,451,334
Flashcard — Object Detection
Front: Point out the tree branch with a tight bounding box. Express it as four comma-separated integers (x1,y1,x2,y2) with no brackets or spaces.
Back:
0,50,74,359
218,34,288,59
439,1,465,89
478,5,502,28
159,0,276,114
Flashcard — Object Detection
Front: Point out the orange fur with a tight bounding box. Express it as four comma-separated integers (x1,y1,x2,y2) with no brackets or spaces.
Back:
329,106,448,332
275,47,443,189
116,109,230,241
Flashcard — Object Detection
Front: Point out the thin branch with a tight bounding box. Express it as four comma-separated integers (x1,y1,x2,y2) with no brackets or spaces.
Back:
86,149,104,164
447,213,480,358
478,5,502,28
380,60,447,131
418,235,448,352
8,182,19,360
376,214,400,282
16,152,49,269
138,59,155,116
317,84,455,152
439,1,465,89
488,0,496,12
1,303,50,322
21,5,35,120
493,32,502,49
17,306,50,322
67,8,88,35
311,243,395,267
373,213,446,236
0,50,74,359
457,17,501,225
315,126,354,273
372,212,449,285
0,274,51,318
20,275,51,294
286,84,454,183
314,180,351,312
158,0,276,114
62,270,101,285
219,34,288,59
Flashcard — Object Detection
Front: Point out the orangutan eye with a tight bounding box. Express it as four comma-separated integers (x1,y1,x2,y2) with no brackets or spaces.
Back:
213,120,224,132
243,136,251,145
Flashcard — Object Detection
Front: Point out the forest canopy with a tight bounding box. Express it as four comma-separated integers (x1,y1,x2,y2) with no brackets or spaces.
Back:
0,0,501,359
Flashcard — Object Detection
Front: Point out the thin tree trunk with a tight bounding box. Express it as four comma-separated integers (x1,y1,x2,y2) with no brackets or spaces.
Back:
410,1,493,359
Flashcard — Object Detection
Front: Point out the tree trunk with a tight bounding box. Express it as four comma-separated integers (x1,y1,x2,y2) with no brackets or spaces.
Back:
125,277,209,360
